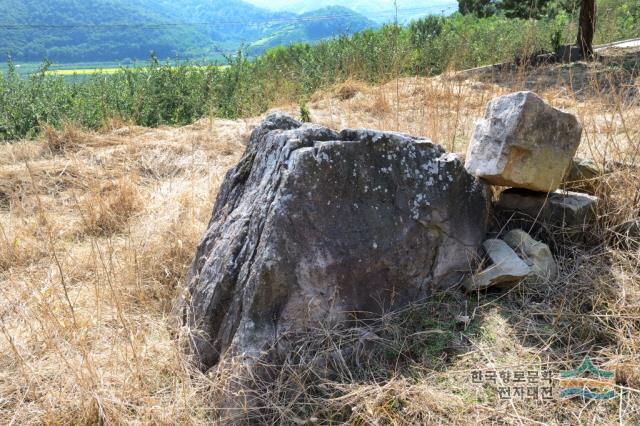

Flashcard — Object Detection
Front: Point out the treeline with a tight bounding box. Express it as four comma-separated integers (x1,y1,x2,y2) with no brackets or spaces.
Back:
1,1,638,141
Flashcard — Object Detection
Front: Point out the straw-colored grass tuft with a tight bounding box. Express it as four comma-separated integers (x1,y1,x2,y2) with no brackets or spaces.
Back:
333,79,369,101
80,176,142,236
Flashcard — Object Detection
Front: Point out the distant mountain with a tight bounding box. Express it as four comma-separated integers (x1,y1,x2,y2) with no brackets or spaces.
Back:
0,0,213,62
140,1,374,47
0,0,376,63
249,6,378,52
135,0,295,44
245,0,459,23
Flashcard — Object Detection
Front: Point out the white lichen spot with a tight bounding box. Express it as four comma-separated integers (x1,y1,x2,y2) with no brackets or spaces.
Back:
317,152,331,163
421,162,439,175
442,153,459,162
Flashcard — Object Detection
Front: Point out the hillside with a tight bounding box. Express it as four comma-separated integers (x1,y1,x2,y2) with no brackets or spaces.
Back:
138,0,296,46
249,6,379,52
0,0,213,62
0,0,376,62
245,0,459,22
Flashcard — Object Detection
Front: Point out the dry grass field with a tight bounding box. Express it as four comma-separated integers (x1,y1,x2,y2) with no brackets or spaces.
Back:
1,50,640,424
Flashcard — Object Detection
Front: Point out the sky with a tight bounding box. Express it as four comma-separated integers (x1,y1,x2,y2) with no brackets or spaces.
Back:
244,0,459,22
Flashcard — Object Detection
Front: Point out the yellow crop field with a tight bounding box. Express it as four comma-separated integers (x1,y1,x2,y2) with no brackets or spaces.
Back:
46,68,121,76
45,67,124,76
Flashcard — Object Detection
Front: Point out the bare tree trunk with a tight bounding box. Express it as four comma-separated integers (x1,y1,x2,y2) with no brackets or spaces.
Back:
577,0,596,59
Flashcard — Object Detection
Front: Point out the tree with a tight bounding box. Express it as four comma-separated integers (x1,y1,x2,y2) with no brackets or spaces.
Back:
457,0,577,19
457,0,596,60
576,0,596,58
495,0,553,18
408,15,444,47
458,0,495,18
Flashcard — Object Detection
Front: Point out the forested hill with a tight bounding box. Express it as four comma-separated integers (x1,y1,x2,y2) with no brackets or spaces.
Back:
0,0,211,62
0,0,376,63
246,0,459,23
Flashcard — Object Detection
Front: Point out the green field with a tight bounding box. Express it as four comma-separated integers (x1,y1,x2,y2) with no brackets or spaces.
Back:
0,58,227,78
0,61,126,77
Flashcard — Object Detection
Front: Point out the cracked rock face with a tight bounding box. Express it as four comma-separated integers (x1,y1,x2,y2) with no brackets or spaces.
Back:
175,113,490,370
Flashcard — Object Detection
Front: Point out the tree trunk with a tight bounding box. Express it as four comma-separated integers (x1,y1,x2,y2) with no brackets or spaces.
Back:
577,0,596,59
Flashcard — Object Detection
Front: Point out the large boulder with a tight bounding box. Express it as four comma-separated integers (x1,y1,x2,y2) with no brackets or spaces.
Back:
465,91,582,192
175,113,490,370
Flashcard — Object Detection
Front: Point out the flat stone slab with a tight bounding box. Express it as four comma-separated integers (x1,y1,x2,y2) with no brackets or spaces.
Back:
503,229,557,280
465,91,582,192
496,188,598,229
464,239,531,291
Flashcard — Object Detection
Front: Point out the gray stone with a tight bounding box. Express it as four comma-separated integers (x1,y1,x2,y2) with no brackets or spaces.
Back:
503,229,557,280
562,157,605,194
465,91,583,192
175,112,491,370
464,239,531,291
555,44,584,63
496,188,598,229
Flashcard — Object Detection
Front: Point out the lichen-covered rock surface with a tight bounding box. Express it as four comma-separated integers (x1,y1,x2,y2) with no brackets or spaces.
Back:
176,113,490,370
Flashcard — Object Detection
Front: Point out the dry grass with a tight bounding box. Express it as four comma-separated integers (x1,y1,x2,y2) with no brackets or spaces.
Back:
1,49,640,424
42,121,86,154
332,79,370,101
78,175,142,236
0,117,250,424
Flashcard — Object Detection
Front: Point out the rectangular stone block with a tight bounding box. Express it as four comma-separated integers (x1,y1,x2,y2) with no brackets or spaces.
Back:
496,188,598,228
